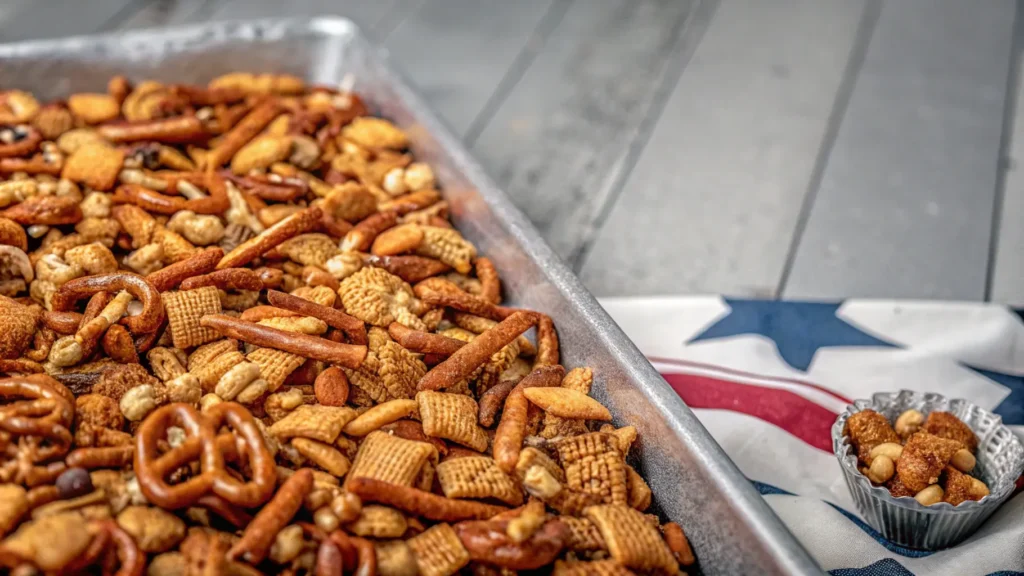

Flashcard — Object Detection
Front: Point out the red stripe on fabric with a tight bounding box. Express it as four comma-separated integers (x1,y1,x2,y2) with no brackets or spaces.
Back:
661,372,837,453
649,356,853,404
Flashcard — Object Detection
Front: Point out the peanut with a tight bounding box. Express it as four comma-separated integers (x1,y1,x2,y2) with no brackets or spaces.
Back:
914,485,944,506
950,448,976,473
868,442,903,462
895,409,924,438
867,455,895,484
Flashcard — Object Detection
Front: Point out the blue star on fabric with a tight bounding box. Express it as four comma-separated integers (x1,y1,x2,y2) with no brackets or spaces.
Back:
688,299,900,372
965,365,1024,426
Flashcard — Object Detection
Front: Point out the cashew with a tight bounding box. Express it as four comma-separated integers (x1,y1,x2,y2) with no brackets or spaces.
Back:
522,466,562,500
950,448,976,473
869,442,903,462
895,409,924,438
123,243,165,275
120,385,159,421
0,245,34,284
914,485,944,506
867,455,895,484
167,211,225,246
35,253,82,285
330,492,362,524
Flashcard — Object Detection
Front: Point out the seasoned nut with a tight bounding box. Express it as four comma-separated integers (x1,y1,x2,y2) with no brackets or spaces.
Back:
868,442,903,462
313,506,340,532
269,524,305,564
914,485,944,506
199,393,223,413
330,492,362,524
165,373,201,405
867,455,895,484
950,448,976,473
116,505,186,552
167,210,225,246
64,242,118,275
895,409,925,438
120,384,161,421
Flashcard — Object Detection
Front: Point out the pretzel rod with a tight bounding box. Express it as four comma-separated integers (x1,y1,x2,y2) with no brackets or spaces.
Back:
223,172,307,202
417,311,537,392
180,268,264,292
65,445,134,469
217,205,323,269
477,377,521,427
52,273,163,334
0,155,62,175
98,116,208,144
364,254,451,283
341,211,399,252
267,290,364,335
206,99,283,168
534,314,560,367
347,477,508,521
475,257,501,305
1,195,82,226
229,467,313,564
200,314,367,368
415,280,511,322
387,322,465,356
146,247,224,292
493,365,564,473
41,311,81,334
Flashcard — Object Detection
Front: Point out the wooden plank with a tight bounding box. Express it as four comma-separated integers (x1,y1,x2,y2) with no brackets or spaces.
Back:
383,0,557,139
988,11,1024,306
0,0,138,41
466,0,698,265
783,0,1016,301
578,0,866,297
205,0,413,37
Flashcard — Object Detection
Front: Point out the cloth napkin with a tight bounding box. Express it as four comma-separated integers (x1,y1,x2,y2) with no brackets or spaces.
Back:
598,296,1024,576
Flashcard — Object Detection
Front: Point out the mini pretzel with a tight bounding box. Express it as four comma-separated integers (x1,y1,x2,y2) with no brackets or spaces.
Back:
1,195,82,226
347,477,509,521
114,172,229,215
327,530,377,576
180,267,263,292
364,254,451,283
388,322,465,356
52,272,163,334
454,518,570,571
134,402,277,509
217,205,323,269
201,314,367,368
342,211,399,252
0,376,74,463
417,311,537,392
0,126,41,158
494,366,565,473
267,289,366,344
228,467,313,564
206,99,284,168
98,116,208,144
146,247,223,291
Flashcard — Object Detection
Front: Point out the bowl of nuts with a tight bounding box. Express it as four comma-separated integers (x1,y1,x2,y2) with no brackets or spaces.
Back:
833,390,1024,550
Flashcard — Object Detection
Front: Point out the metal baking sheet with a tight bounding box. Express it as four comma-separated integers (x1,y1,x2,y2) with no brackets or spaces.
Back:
0,18,824,575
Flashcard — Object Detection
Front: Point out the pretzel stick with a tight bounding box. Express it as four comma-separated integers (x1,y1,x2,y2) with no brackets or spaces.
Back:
387,322,465,356
217,205,322,269
417,311,536,392
477,377,521,427
347,477,508,521
66,446,134,469
206,99,283,168
98,116,208,144
475,257,501,304
146,247,224,291
534,314,559,367
493,365,564,473
229,467,313,564
200,314,367,368
180,268,263,292
364,254,451,283
267,290,365,343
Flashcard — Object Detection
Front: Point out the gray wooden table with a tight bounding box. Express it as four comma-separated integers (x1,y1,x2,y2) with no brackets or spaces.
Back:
3,0,1022,304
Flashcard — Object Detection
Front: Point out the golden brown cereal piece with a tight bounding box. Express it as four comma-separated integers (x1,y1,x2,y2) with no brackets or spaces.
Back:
585,505,678,575
435,456,523,506
230,134,292,174
345,430,439,490
338,266,427,330
61,143,124,191
75,393,124,430
191,350,245,393
246,347,306,392
93,363,160,401
343,398,419,436
626,465,652,511
515,446,566,484
603,425,638,455
346,505,408,538
64,243,118,275
406,523,470,576
923,411,978,453
0,484,28,537
187,338,238,371
0,296,40,359
553,559,637,576
561,516,605,551
415,226,476,275
372,223,424,256
163,286,222,349
885,474,916,498
291,437,351,477
557,432,628,506
523,387,612,421
344,327,426,404
67,93,120,124
417,390,489,452
844,409,901,466
275,233,339,268
116,505,186,552
269,404,357,444
343,117,409,151
897,432,964,493
0,511,93,572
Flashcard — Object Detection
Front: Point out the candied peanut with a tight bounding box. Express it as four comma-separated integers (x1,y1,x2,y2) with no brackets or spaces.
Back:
895,409,925,438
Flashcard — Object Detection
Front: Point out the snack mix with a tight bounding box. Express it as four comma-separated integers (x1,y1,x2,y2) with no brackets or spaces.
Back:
844,408,990,506
0,76,695,575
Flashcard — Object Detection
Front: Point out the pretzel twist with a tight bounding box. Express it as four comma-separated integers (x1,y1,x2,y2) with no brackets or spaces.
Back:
52,273,163,334
0,376,74,463
134,402,276,510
